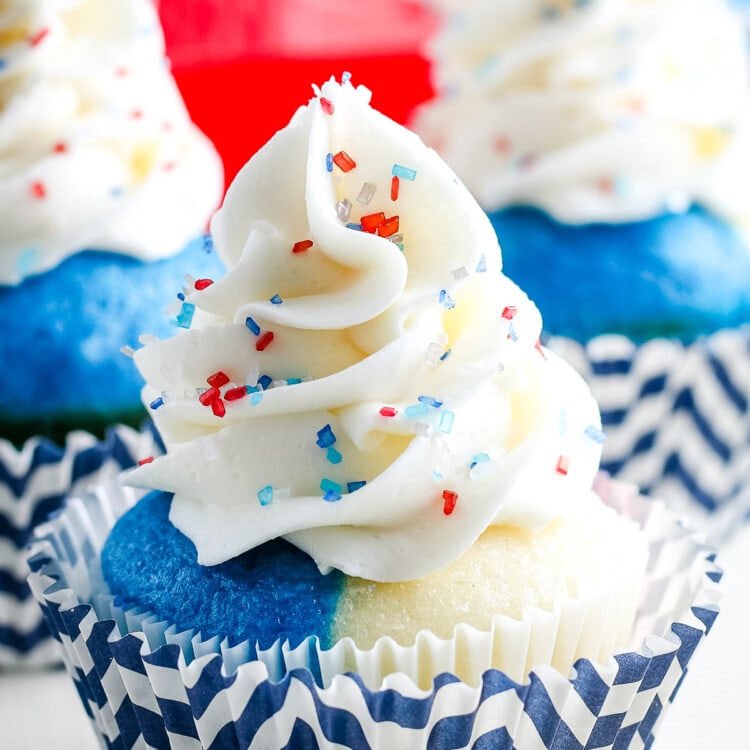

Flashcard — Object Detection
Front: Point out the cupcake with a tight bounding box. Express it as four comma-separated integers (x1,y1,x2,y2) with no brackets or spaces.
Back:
26,77,721,748
0,0,224,665
413,0,750,531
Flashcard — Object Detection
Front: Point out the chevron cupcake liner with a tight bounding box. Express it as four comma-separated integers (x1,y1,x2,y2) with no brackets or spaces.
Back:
25,473,721,749
549,325,750,538
0,424,161,667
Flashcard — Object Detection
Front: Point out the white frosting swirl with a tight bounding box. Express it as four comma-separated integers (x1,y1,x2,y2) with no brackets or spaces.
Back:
414,0,750,224
0,0,223,283
128,79,604,582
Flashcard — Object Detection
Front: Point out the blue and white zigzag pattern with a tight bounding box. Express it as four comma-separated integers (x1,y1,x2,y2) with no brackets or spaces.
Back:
0,424,161,667
550,327,750,534
25,477,721,749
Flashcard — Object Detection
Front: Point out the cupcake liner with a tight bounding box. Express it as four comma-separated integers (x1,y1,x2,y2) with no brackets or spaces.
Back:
0,424,161,668
25,473,721,748
548,326,750,538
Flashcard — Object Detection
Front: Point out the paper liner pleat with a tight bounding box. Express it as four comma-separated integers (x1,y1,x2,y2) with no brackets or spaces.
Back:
26,473,721,748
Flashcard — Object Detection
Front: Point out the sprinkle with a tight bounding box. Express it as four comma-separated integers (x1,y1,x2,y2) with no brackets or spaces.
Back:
470,453,491,471
194,278,213,290
149,397,164,410
439,289,456,310
438,410,455,433
493,134,512,154
199,387,221,406
405,403,429,418
392,164,417,181
203,234,214,253
250,392,263,405
342,71,352,84
336,199,352,222
347,480,366,493
502,305,518,320
292,239,313,254
425,342,443,365
379,406,397,417
361,212,386,233
286,377,303,385
207,371,230,388
391,175,400,201
28,27,49,46
476,254,487,273
326,447,343,464
316,424,337,448
333,151,356,172
377,216,400,238
432,470,444,480
176,302,195,328
507,323,519,342
52,141,67,154
320,97,334,115
584,425,608,444
452,266,469,280
556,455,570,476
320,478,343,501
257,486,274,506
558,410,569,435
535,339,547,359
120,345,135,358
442,489,458,515
138,456,154,466
211,398,226,418
30,181,46,199
326,152,334,172
256,331,275,351
177,292,185,301
244,318,262,338
418,395,443,408
224,386,247,401
346,222,363,231
269,294,283,305
440,349,452,361
258,374,273,390
357,183,377,205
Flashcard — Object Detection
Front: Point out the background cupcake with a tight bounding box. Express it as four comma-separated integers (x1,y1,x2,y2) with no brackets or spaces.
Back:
413,0,750,534
0,0,224,666
25,76,722,749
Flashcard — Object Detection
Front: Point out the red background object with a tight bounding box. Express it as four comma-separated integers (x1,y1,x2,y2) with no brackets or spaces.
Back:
159,0,437,186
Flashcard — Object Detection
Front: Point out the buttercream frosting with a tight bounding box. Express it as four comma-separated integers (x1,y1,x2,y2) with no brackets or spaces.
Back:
128,78,604,582
0,0,223,283
414,0,750,225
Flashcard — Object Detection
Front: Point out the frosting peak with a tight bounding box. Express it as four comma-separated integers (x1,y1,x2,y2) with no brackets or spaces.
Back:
0,0,223,283
129,78,603,581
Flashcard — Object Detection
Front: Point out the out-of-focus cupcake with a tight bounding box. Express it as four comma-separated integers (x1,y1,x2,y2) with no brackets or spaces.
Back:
26,77,721,748
0,0,224,666
413,0,750,533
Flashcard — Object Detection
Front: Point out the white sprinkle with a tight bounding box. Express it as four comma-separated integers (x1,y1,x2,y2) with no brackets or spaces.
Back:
357,183,377,205
336,198,352,222
119,345,135,358
452,266,469,280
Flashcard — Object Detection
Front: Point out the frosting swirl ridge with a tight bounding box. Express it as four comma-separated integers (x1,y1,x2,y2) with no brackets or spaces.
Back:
129,79,603,581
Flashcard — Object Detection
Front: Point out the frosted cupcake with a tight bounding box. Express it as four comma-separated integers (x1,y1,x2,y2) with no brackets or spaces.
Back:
26,78,721,748
413,0,750,530
0,0,224,665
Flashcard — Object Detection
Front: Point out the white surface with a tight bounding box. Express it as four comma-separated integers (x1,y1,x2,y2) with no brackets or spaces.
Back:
0,524,747,749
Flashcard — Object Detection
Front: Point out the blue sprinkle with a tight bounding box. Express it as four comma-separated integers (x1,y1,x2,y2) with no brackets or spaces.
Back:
438,410,455,433
250,392,263,406
326,447,343,464
320,478,343,501
476,254,487,273
270,294,283,305
287,377,302,385
584,425,608,444
439,289,456,310
470,453,490,469
246,385,260,394
323,489,342,502
508,322,518,342
257,486,274,506
326,152,334,172
347,480,366,493
432,470,444,480
392,164,417,181
202,233,214,253
346,222,363,231
176,302,195,329
110,186,123,198
245,316,261,335
418,395,444,409
342,71,352,84
405,403,430,418
0,60,6,71
316,424,336,448
177,292,185,301
558,410,569,435
440,349,452,361
258,374,273,390
149,397,164,410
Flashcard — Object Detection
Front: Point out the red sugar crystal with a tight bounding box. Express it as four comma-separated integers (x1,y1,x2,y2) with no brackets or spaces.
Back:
224,386,247,402
211,398,226,418
207,371,230,388
52,142,67,154
377,216,400,238
199,386,221,406
256,331,275,351
138,456,154,466
28,27,49,46
391,175,400,201
30,181,46,199
556,455,570,476
320,97,334,115
442,489,458,515
292,240,313,254
361,212,386,233
379,406,397,417
501,306,517,320
194,278,213,290
333,151,356,172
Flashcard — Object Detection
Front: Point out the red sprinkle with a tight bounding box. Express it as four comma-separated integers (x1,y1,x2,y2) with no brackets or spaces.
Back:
256,331,275,351
199,386,221,405
138,456,154,466
556,456,570,476
501,306,518,320
493,134,512,154
52,141,68,154
377,215,400,238
320,97,335,115
361,212,386,233
597,176,614,194
28,27,49,46
535,339,547,359
30,181,46,199
442,489,458,515
391,175,400,201
292,239,313,254
224,386,248,402
115,66,129,77
131,109,143,119
194,278,214,290
211,398,226,418
333,151,356,172
379,406,397,418
207,371,230,388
